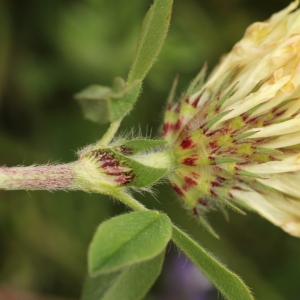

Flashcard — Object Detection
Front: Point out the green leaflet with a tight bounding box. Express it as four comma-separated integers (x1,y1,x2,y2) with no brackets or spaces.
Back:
75,78,142,124
127,0,173,84
172,225,254,300
75,84,111,124
82,251,165,300
88,211,172,276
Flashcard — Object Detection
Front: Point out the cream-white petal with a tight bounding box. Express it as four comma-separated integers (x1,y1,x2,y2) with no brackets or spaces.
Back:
231,186,300,237
223,34,300,107
268,1,299,27
242,153,300,174
260,131,300,148
249,93,287,119
257,172,300,198
212,75,291,129
279,98,300,119
245,118,300,138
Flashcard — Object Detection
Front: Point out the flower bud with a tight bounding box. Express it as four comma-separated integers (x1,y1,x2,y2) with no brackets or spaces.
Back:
74,147,136,193
74,139,171,193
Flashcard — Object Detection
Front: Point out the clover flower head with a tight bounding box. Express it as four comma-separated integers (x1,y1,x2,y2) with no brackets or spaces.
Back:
164,0,300,237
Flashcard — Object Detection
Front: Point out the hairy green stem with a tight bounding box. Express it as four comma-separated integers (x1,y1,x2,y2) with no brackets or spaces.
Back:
112,190,148,212
97,120,121,147
0,164,77,190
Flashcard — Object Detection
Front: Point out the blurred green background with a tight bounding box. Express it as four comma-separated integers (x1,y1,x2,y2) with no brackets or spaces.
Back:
0,0,299,299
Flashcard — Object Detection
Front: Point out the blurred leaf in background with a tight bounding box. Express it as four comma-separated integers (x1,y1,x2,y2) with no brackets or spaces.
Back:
0,0,300,299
